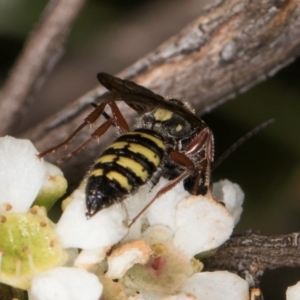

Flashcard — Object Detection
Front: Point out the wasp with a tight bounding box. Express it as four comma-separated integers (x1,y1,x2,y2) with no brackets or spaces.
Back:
39,73,214,222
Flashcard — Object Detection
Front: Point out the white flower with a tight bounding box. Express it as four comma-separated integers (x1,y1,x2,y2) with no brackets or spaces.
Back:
125,178,236,257
0,135,250,299
0,136,67,213
213,180,244,225
56,181,128,268
0,137,68,290
0,136,46,213
286,281,300,300
180,271,249,300
51,173,248,299
87,177,248,299
106,239,152,279
28,267,103,300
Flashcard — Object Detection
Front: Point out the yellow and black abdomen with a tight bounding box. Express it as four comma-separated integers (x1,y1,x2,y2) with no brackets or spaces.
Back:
85,128,165,218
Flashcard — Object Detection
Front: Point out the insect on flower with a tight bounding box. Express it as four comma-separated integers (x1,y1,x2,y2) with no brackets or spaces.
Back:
39,73,214,224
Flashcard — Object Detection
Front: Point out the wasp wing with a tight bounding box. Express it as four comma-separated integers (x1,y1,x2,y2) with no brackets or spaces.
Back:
97,72,205,128
97,72,164,114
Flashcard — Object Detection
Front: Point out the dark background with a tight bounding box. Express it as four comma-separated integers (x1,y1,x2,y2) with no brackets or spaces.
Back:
1,1,300,298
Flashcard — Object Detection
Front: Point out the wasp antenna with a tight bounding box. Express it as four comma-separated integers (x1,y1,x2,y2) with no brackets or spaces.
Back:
212,119,275,171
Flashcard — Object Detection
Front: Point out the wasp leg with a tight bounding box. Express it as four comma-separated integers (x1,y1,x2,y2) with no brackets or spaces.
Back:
56,101,131,164
185,127,214,160
108,102,129,134
38,100,130,160
38,103,108,158
56,118,114,165
56,101,132,164
183,127,214,194
129,151,195,227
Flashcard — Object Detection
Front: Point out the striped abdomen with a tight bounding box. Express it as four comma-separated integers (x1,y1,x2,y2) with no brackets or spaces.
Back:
85,129,165,218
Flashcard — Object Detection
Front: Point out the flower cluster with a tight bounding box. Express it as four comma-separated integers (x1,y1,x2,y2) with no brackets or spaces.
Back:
0,136,68,290
56,173,248,300
1,137,298,300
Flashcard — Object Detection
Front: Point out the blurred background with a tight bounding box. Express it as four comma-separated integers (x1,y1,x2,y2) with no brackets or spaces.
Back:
0,0,300,298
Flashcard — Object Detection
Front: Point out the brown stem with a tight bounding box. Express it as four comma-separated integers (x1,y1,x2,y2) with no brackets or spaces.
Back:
0,283,28,300
0,0,87,135
204,230,300,298
23,0,300,189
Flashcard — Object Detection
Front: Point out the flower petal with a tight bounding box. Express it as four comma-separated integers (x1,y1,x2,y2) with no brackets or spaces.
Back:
212,180,244,225
286,281,300,300
0,136,46,213
145,178,190,232
73,248,108,269
173,193,234,258
162,293,198,300
56,184,128,252
180,271,249,300
28,266,102,300
106,239,152,279
33,161,68,211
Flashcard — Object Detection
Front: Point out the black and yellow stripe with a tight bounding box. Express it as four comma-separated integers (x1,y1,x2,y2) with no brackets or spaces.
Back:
85,129,165,217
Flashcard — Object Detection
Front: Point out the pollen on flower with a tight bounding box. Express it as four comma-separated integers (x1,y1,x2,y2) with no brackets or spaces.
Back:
152,243,167,256
4,203,12,211
30,207,38,215
0,211,67,289
39,220,47,227
29,205,47,216
22,246,30,254
49,240,56,247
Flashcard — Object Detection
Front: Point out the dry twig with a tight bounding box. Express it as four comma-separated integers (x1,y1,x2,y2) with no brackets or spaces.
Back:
204,231,300,299
0,0,87,135
23,0,300,189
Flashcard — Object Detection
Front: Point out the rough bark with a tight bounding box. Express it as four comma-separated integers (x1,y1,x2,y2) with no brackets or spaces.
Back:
22,0,300,189
204,231,300,299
